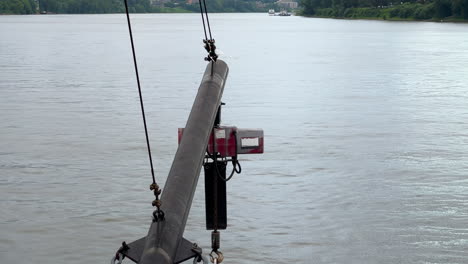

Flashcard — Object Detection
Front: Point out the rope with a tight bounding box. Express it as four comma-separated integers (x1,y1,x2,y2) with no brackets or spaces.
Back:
123,0,163,219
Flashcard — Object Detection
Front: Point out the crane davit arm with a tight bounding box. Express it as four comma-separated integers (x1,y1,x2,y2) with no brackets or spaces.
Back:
116,61,228,264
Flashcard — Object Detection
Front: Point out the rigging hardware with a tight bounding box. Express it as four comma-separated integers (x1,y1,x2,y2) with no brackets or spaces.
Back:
111,242,128,264
123,0,163,219
198,0,218,61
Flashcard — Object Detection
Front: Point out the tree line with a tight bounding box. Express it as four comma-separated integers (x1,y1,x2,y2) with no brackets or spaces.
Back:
0,0,37,14
300,0,468,20
1,0,276,14
0,0,170,14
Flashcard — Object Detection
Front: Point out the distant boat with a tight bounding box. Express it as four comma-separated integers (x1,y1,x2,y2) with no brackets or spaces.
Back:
268,9,275,15
278,10,291,16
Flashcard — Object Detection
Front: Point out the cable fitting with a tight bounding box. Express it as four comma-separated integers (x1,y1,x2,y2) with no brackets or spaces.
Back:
192,243,206,264
203,39,218,62
150,183,159,191
111,241,129,264
211,231,220,251
153,209,165,222
209,250,224,264
150,183,162,196
152,199,162,208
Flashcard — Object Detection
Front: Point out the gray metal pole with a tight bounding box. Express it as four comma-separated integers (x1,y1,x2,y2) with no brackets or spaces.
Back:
139,60,229,264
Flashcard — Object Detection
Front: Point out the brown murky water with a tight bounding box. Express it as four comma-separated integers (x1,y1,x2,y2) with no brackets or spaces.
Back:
1,13,468,264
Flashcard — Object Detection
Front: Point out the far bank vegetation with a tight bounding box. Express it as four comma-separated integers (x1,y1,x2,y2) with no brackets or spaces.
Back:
0,0,278,14
299,0,468,21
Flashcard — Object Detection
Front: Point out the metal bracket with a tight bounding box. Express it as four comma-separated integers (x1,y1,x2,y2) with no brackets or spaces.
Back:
121,237,200,264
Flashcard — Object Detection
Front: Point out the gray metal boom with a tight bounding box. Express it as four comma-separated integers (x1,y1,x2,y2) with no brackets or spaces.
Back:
123,60,228,264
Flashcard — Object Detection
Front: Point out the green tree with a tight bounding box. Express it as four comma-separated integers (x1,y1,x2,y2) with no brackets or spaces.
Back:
2,0,36,14
433,0,452,18
452,0,468,18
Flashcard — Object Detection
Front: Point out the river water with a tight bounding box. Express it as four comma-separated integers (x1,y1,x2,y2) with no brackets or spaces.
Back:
1,13,468,264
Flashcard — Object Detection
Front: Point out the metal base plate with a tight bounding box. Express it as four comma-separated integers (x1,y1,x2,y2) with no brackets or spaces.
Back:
122,237,198,264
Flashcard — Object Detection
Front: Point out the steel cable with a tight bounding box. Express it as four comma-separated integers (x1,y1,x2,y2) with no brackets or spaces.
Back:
123,0,163,216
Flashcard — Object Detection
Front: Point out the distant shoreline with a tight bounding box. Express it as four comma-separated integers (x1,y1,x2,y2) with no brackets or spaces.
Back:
301,14,468,23
0,11,271,15
299,2,468,24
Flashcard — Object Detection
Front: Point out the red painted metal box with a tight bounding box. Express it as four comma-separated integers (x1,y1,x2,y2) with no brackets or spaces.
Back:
178,126,263,157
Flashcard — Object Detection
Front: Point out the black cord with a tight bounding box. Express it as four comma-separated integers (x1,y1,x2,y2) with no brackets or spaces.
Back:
197,0,217,62
202,0,213,41
198,0,208,40
123,0,157,187
209,129,241,182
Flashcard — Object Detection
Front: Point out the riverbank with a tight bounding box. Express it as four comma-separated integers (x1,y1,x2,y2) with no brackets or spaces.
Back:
0,0,274,15
303,13,468,23
300,2,468,23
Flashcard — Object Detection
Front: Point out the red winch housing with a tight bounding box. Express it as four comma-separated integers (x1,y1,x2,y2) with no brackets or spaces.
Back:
178,126,264,158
